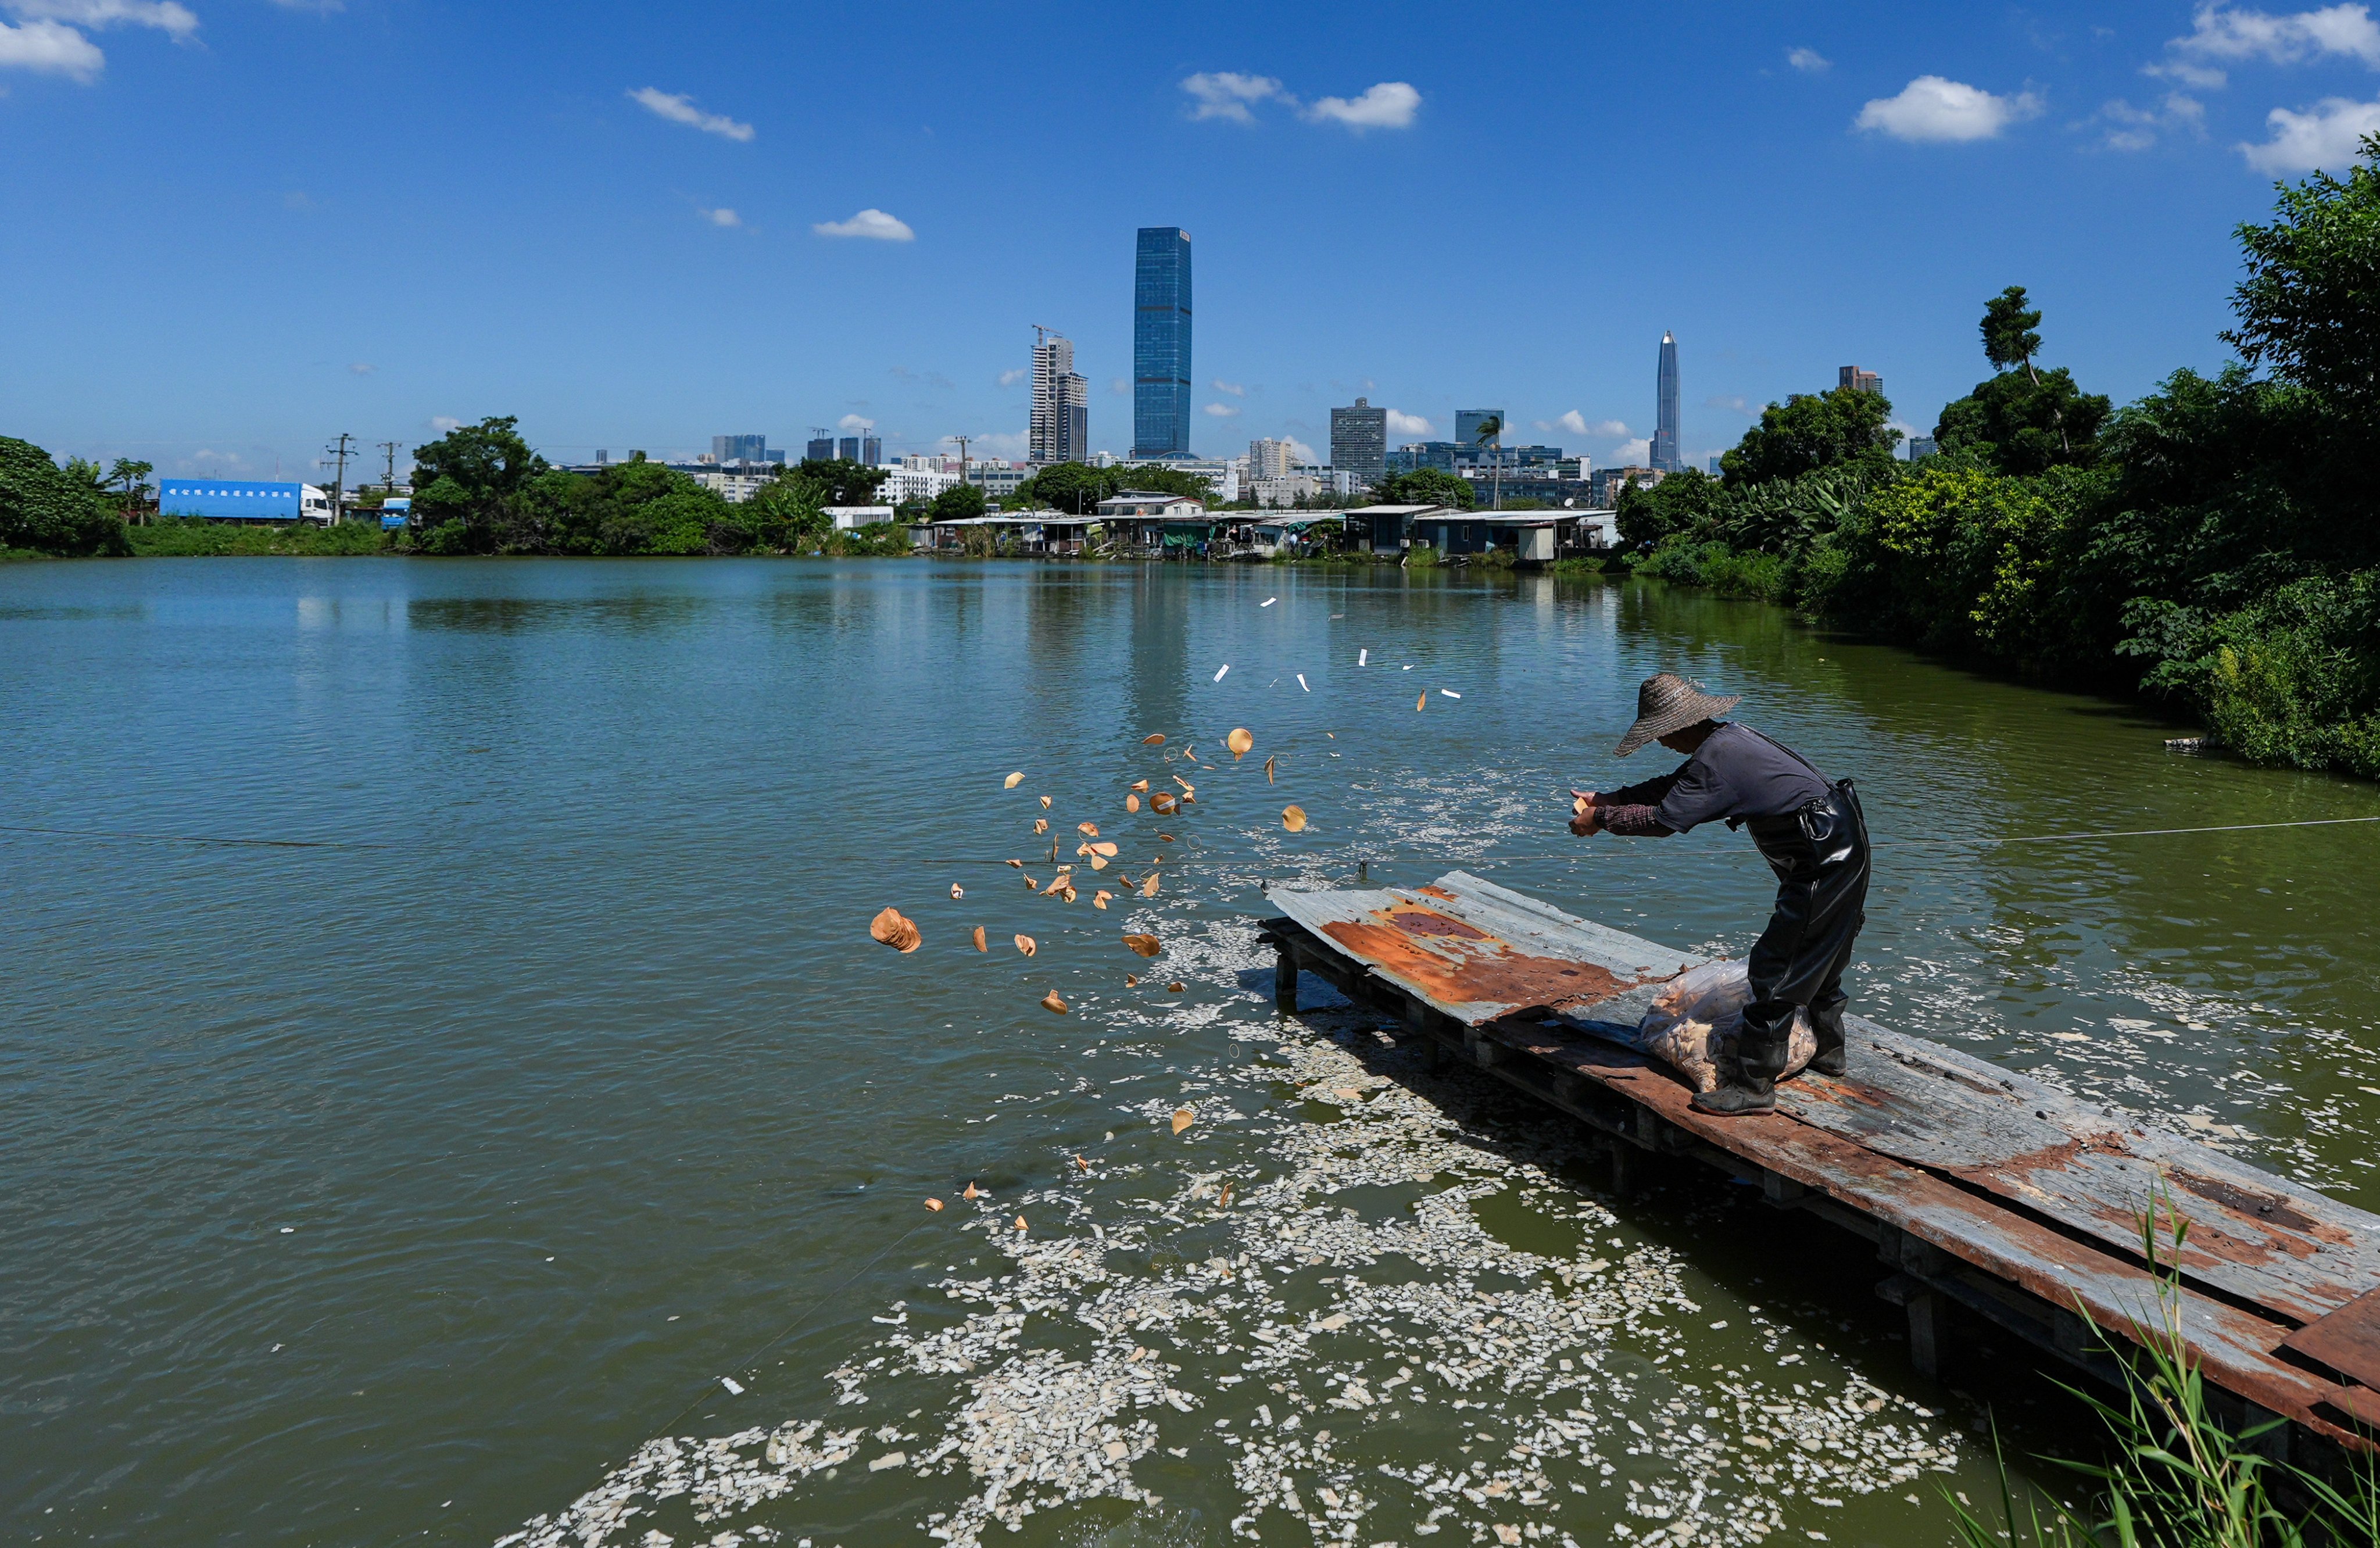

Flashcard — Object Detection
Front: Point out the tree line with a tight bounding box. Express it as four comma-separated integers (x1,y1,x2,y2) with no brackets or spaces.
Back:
1612,137,2380,780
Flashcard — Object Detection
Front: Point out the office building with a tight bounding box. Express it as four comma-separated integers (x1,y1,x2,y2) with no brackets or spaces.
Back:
834,434,882,464
1248,438,1295,480
1132,227,1193,459
1330,397,1387,484
713,434,782,466
1030,331,1090,465
1708,455,1724,476
1908,437,1938,461
1386,441,1461,474
1455,409,1507,453
806,432,835,462
1592,465,1664,507
1652,332,1681,473
1840,366,1883,395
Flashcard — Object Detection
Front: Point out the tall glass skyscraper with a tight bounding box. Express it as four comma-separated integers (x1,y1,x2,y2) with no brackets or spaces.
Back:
1652,331,1681,472
1133,227,1193,459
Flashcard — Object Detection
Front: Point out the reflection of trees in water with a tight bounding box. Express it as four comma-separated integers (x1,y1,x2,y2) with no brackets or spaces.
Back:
405,595,714,635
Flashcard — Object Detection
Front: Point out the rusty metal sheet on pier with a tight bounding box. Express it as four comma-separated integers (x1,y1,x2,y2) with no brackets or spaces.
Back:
1265,870,1703,1027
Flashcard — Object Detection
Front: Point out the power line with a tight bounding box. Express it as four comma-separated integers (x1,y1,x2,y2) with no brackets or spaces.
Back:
323,432,356,524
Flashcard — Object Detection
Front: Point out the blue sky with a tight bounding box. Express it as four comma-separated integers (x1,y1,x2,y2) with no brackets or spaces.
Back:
8,1,2380,481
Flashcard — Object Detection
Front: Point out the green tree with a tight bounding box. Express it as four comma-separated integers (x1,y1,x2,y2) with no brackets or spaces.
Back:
1719,387,1901,485
1369,467,1476,509
0,437,130,555
108,457,154,523
410,416,548,553
2223,132,2380,424
929,482,987,521
1015,462,1115,514
1935,287,2110,473
1615,467,1718,549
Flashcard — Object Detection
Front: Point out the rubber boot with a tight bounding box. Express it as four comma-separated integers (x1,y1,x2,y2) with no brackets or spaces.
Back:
1804,996,1848,1078
1691,1077,1776,1117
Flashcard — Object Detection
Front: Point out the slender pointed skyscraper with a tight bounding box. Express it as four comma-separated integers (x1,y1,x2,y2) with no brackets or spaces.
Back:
1652,331,1681,473
1133,227,1193,459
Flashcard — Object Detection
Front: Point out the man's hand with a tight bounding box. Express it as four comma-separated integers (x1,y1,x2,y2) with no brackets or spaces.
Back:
1568,790,1602,837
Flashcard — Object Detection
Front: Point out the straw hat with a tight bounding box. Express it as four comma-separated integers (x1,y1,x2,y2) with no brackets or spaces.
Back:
1613,673,1740,757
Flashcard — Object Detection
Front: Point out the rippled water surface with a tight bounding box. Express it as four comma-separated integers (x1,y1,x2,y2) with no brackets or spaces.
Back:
6,557,2377,1547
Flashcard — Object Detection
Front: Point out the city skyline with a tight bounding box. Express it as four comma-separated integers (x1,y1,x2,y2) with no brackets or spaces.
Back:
5,3,2359,480
1652,333,1681,474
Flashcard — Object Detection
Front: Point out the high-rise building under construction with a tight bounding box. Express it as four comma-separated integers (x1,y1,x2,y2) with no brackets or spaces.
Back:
1030,331,1089,465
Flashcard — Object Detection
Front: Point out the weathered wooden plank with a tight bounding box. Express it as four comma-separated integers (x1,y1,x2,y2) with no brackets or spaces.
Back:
2284,1285,2380,1392
1474,1013,2368,1444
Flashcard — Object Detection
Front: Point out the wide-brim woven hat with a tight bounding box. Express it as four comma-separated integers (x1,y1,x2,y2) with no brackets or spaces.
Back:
1613,672,1741,757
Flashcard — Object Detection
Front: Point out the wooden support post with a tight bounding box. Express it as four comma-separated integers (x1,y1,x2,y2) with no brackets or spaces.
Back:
1907,1290,1944,1378
1608,1134,1635,1197
1273,949,1298,1013
1762,1171,1807,1207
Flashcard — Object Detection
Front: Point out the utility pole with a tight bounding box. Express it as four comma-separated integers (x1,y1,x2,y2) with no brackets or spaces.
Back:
377,441,400,493
953,435,971,494
324,432,356,524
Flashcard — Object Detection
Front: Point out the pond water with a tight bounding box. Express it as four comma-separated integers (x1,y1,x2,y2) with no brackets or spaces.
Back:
5,557,2376,1547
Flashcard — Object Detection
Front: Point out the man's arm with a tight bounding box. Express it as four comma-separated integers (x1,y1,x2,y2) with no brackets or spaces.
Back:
1596,803,1676,836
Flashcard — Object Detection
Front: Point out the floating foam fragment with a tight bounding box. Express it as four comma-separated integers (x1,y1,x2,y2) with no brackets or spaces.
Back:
1440,689,1461,699
1214,664,1230,682
720,1376,745,1395
1297,674,1308,692
1357,649,1367,666
1261,598,1276,607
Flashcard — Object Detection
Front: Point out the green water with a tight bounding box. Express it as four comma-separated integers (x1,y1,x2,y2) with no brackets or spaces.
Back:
5,558,2375,1547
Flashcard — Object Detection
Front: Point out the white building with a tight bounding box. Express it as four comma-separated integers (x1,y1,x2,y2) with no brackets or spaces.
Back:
825,505,898,530
965,462,1032,502
1248,438,1295,479
689,470,775,503
1251,474,1318,508
877,455,962,506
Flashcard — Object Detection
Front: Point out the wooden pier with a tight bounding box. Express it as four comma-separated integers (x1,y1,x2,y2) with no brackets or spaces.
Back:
1260,871,2380,1450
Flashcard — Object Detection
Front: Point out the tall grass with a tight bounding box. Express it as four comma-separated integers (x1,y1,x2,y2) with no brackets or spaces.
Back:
1949,1195,2376,1547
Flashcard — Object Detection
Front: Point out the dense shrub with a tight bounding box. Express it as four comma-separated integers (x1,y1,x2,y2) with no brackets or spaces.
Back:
0,438,130,556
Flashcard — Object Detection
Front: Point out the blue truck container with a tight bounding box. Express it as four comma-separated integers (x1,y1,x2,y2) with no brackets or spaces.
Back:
158,480,331,522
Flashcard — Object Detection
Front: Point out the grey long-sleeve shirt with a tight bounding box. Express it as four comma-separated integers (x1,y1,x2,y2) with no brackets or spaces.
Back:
1595,723,1832,836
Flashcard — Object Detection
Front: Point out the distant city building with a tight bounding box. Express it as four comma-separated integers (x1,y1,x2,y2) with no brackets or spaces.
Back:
1708,455,1724,476
837,436,858,462
1330,397,1387,484
1839,366,1883,395
806,433,835,462
1030,331,1090,465
1251,474,1319,508
1132,227,1194,459
966,462,1033,502
1591,465,1664,507
712,434,782,466
1455,409,1506,455
1652,333,1681,473
1386,441,1459,474
1908,437,1938,460
689,469,776,503
1248,438,1295,479
879,456,963,506
835,434,882,464
158,478,333,523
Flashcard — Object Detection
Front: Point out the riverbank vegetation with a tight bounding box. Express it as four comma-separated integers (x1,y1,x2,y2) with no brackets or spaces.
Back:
1618,141,2380,779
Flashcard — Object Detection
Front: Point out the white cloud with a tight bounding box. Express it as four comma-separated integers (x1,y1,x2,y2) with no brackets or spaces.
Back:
348,362,374,375
1551,410,1627,437
2166,3,2380,72
1203,402,1241,419
1109,377,1129,396
838,414,875,432
998,367,1027,387
1181,71,1285,123
2241,91,2380,167
1855,76,2043,142
813,208,913,241
0,16,103,76
627,87,754,142
1385,409,1433,436
7,0,196,37
955,430,1029,460
1304,81,1420,130
1704,394,1752,415
1284,437,1317,463
184,448,249,471
697,206,739,227
1211,378,1246,396
1613,437,1652,464
1787,46,1830,73
430,416,462,432
2096,92,2208,149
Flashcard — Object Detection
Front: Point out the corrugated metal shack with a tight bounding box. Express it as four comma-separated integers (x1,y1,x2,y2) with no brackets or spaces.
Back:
1262,870,2380,1452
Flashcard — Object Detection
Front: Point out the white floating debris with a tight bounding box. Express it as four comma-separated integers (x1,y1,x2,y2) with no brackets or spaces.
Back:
1214,664,1230,682
1402,664,1413,671
720,1376,745,1395
1297,674,1309,692
1357,649,1368,666
1261,598,1276,607
867,1451,906,1471
1440,689,1461,699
